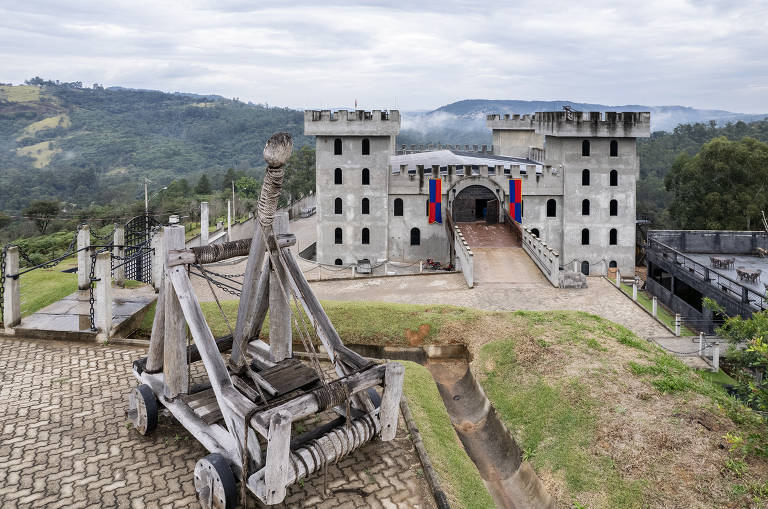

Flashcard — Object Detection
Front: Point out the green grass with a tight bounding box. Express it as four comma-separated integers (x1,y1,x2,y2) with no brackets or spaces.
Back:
477,337,647,508
402,361,493,509
618,282,696,336
18,260,77,317
698,368,737,386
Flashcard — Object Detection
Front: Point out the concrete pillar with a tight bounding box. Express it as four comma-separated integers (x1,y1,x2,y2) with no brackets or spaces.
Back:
3,246,21,330
615,269,621,287
699,332,705,358
217,220,223,231
712,346,720,372
351,266,356,278
77,225,91,290
113,226,125,288
573,260,578,272
227,199,232,241
632,282,638,301
419,260,423,273
675,314,681,337
652,297,658,318
200,201,209,247
269,212,292,362
150,227,165,292
95,251,112,341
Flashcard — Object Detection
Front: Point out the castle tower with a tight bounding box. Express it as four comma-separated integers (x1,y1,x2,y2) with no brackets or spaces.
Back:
538,111,650,276
304,110,401,266
486,114,545,158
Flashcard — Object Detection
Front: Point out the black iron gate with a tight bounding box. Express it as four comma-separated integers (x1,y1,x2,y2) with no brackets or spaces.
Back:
125,214,160,284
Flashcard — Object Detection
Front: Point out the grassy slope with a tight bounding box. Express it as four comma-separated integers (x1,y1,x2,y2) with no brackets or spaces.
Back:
18,259,77,317
402,361,494,509
474,311,768,508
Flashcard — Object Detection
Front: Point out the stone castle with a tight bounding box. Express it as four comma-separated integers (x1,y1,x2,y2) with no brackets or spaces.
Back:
304,109,650,277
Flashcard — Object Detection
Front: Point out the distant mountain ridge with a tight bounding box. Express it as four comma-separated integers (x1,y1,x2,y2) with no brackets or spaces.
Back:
398,99,768,146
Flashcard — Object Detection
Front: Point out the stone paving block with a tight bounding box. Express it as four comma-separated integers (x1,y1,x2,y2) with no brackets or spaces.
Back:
0,337,435,509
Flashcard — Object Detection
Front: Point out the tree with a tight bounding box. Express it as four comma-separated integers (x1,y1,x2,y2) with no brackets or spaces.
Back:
221,168,238,191
23,200,60,234
665,137,768,229
235,176,260,199
195,175,212,195
281,146,316,206
0,212,10,229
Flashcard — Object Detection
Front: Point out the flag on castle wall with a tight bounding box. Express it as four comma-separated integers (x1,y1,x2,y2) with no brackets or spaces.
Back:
509,178,522,223
428,178,442,224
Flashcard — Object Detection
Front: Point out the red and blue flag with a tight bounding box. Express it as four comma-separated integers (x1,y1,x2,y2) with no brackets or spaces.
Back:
509,178,522,222
428,178,442,224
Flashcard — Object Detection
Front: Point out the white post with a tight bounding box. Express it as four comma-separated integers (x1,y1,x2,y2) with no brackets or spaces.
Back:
150,227,165,292
632,282,638,301
113,226,125,288
712,345,720,372
419,260,423,273
351,266,355,278
573,260,578,272
95,251,112,341
200,201,209,247
699,332,705,358
3,246,21,330
675,314,681,337
652,296,658,318
227,199,232,241
77,225,91,290
615,269,621,287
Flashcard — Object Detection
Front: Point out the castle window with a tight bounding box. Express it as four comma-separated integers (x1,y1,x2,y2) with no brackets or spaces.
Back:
335,258,342,265
546,199,556,217
362,138,370,155
334,197,342,215
362,168,370,185
582,199,590,216
610,199,618,216
582,169,590,186
394,198,403,216
362,198,370,214
334,168,342,185
410,227,420,246
531,228,540,238
487,165,496,176
582,140,590,156
610,169,618,187
334,138,342,155
581,228,590,245
362,228,370,245
610,140,618,157
610,228,618,245
581,261,590,275
334,227,342,244
609,260,617,268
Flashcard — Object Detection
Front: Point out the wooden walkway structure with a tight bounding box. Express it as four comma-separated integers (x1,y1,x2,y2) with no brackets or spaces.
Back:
127,133,404,508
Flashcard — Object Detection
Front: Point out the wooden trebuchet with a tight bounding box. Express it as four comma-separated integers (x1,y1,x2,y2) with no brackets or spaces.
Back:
128,132,404,508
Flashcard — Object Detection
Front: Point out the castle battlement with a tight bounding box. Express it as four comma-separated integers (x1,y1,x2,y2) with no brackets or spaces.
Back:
534,111,650,138
304,109,401,136
486,111,650,137
486,113,536,130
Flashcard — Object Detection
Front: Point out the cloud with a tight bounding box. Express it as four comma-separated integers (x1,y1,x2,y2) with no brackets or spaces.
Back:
0,0,767,112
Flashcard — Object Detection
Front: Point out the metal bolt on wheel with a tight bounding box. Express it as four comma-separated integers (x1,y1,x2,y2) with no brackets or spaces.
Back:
194,453,236,509
128,384,158,435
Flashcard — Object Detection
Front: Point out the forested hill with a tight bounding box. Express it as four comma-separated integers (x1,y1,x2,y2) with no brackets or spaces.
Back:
0,81,311,211
637,119,768,225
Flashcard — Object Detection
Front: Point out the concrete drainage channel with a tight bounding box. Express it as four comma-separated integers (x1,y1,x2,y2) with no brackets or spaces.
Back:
342,343,555,509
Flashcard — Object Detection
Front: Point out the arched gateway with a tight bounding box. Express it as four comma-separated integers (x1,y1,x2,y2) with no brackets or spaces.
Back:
448,178,501,224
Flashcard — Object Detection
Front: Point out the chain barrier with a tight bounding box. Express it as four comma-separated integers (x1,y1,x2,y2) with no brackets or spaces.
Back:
90,227,116,241
0,245,6,324
89,249,98,331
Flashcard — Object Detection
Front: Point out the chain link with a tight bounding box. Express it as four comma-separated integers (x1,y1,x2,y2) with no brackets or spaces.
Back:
0,245,6,324
89,249,98,332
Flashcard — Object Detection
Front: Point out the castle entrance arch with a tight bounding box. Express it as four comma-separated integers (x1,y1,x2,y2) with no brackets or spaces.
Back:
452,184,499,224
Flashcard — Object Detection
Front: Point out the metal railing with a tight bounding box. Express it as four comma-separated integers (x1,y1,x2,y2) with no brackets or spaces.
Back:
648,238,767,311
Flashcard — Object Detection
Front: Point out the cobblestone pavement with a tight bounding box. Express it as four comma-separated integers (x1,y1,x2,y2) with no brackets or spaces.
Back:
0,337,435,509
310,273,671,339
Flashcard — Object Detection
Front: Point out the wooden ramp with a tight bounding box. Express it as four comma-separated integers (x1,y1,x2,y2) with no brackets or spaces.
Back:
10,285,156,341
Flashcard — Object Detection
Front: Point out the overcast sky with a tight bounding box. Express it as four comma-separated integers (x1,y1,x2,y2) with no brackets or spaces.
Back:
2,0,767,113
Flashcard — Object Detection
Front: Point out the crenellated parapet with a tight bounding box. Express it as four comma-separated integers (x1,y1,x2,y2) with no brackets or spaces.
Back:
304,109,400,136
535,111,650,137
487,111,651,138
